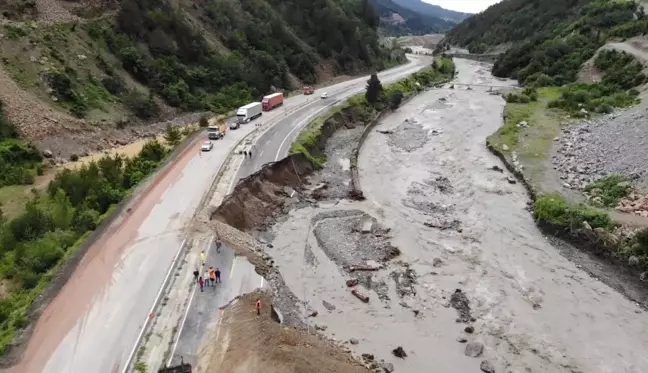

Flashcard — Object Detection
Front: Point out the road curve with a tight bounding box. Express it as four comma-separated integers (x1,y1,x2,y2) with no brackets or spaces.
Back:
233,54,432,182
8,54,429,373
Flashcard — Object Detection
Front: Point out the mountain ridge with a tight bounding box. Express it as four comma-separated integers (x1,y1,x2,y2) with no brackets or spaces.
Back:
370,0,465,36
393,0,471,21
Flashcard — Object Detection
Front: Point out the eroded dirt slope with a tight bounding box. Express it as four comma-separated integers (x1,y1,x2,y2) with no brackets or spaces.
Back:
198,292,369,373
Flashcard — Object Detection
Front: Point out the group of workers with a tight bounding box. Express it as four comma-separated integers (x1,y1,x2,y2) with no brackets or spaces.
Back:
193,238,262,315
193,262,220,292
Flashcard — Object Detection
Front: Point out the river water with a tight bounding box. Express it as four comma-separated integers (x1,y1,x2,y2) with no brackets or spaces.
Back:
266,59,648,373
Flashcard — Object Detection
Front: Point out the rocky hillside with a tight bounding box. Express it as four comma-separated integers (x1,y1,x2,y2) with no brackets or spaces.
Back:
0,0,404,158
369,0,457,36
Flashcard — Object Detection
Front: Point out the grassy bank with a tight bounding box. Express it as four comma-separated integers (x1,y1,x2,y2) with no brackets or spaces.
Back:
486,65,648,275
0,125,195,353
486,87,561,192
290,57,456,164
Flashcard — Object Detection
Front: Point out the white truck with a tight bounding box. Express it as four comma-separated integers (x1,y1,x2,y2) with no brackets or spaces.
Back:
236,102,262,124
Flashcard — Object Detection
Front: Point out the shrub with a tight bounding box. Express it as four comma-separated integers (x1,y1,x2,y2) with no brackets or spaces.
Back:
101,75,127,95
199,114,209,128
125,91,159,119
584,174,631,207
164,124,181,146
505,92,531,103
389,90,404,110
365,73,383,105
535,193,612,231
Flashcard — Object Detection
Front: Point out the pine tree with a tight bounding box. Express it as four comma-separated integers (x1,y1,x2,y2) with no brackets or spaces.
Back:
365,73,383,104
164,124,182,146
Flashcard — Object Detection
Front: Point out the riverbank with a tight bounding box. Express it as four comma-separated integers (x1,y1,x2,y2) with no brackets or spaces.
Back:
485,82,648,299
207,61,456,371
217,58,648,373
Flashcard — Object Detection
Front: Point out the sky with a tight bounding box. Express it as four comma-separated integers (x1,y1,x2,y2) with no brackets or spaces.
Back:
423,0,502,14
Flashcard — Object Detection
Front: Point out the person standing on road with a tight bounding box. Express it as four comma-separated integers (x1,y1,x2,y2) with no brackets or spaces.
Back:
215,268,221,283
204,269,210,286
193,269,199,282
200,250,206,266
256,298,261,315
198,277,204,292
209,267,216,286
215,238,222,253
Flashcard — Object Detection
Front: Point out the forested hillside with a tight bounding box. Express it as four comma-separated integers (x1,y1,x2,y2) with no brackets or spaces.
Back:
369,0,456,35
446,0,648,89
392,0,469,22
0,0,404,127
445,0,595,53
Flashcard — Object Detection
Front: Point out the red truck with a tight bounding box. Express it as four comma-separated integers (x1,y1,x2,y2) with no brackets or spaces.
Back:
303,86,314,95
262,92,284,111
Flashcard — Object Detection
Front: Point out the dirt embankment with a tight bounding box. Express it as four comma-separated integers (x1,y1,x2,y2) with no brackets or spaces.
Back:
212,105,370,230
199,291,369,373
211,153,313,231
210,101,400,372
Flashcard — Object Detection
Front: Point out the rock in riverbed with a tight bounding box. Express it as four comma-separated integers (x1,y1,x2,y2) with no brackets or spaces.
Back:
450,289,472,323
480,360,495,373
464,342,484,357
392,346,407,358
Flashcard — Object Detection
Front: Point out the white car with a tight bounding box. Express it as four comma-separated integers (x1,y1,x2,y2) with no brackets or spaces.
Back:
201,140,213,152
320,92,328,99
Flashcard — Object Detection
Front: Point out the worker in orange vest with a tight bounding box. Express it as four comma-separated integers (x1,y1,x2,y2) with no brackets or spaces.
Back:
256,298,261,315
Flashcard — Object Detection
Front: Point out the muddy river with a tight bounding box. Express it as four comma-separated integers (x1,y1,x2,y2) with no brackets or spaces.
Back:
265,59,648,373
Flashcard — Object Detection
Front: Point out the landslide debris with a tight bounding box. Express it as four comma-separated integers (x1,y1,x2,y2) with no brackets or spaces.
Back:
198,291,370,373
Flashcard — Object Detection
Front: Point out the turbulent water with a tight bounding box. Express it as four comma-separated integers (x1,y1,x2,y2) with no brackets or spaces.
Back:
266,59,648,373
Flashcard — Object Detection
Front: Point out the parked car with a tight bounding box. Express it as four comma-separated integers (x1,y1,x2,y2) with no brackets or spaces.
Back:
201,140,213,152
320,92,328,99
229,121,240,130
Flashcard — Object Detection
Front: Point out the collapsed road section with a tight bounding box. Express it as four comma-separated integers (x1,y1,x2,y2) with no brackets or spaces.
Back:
127,56,434,373
209,58,648,373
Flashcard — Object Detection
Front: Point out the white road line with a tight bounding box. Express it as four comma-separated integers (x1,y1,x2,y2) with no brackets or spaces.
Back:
166,235,213,366
122,238,187,373
274,103,339,161
226,154,245,194
230,259,237,280
260,278,264,288
221,59,427,192
121,59,427,373
259,150,264,157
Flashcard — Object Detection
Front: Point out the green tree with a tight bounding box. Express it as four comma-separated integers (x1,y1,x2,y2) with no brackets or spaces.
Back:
389,90,404,110
199,114,210,127
365,73,383,104
50,189,74,230
164,124,182,146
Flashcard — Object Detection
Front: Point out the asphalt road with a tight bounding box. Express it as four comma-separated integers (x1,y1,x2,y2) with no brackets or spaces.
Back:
233,54,432,182
12,55,429,373
169,239,262,368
